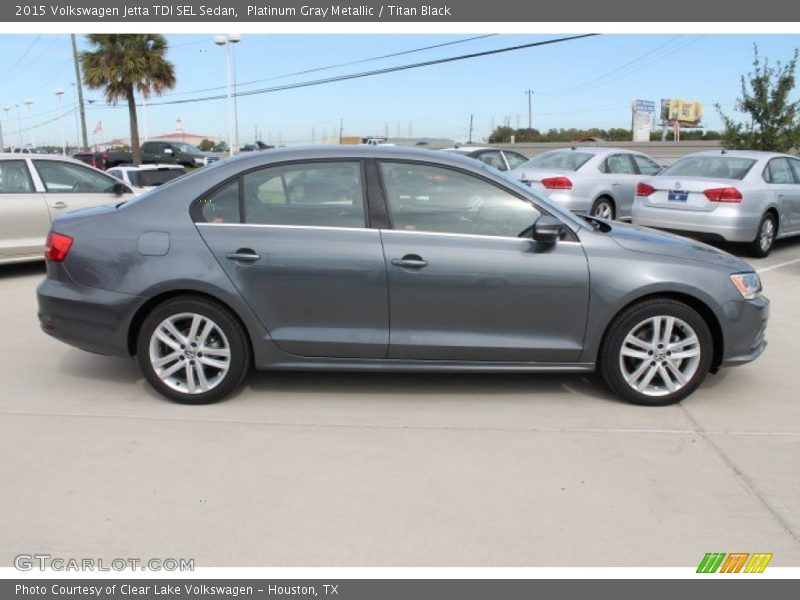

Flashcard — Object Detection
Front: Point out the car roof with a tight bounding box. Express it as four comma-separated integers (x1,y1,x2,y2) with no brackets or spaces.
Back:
209,144,488,170
679,149,795,160
110,163,185,171
537,146,642,157
442,146,493,153
0,153,100,166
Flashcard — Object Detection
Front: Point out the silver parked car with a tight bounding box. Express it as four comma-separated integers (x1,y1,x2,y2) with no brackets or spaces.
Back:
0,154,133,264
37,146,768,407
631,150,800,258
508,147,663,220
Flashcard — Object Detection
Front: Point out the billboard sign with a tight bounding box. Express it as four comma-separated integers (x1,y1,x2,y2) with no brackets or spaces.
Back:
660,99,704,125
632,99,656,142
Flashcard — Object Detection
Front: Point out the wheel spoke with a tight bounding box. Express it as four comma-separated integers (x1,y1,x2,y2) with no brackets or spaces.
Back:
155,329,182,352
650,317,661,345
152,351,182,368
670,349,700,360
197,319,216,346
158,359,184,379
195,364,210,392
668,334,698,351
621,348,649,359
636,364,659,392
658,364,678,392
199,356,228,370
163,321,188,345
187,315,203,342
200,346,230,358
665,360,688,386
661,316,675,346
624,359,651,387
624,334,651,351
185,362,197,394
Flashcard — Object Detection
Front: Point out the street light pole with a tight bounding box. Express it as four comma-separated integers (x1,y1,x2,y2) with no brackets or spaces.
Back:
24,98,35,148
15,104,23,148
214,34,241,157
55,88,66,155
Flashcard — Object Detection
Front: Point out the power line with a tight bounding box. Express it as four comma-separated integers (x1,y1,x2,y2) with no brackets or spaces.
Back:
1,35,42,87
159,34,500,99
146,34,598,108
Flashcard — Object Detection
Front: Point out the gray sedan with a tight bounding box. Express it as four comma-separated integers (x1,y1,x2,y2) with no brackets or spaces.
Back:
508,147,663,220
631,150,800,257
37,146,768,407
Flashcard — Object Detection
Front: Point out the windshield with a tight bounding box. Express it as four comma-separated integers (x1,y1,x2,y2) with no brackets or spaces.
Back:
520,151,593,172
481,163,585,229
660,156,756,180
172,142,202,154
130,168,186,187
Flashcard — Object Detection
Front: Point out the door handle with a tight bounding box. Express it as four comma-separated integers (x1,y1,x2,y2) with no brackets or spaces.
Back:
778,193,787,198
52,201,68,209
391,255,428,269
225,249,261,262
611,182,621,187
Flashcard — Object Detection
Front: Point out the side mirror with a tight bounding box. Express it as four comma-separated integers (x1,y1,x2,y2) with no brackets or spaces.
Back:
532,216,565,244
112,182,130,196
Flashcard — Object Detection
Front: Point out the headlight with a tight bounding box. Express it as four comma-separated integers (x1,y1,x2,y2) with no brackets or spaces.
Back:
730,272,762,300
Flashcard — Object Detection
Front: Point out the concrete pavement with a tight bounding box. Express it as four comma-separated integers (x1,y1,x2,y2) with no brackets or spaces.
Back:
1,238,799,566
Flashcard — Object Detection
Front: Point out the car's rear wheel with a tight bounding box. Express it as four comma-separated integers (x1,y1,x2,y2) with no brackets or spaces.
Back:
747,212,777,258
591,197,615,220
599,299,713,406
136,296,250,404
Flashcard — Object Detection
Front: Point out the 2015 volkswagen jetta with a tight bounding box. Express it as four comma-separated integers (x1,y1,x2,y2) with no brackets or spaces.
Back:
37,146,768,406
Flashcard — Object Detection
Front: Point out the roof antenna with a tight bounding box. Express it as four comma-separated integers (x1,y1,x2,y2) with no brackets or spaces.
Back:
571,146,576,151
721,148,727,154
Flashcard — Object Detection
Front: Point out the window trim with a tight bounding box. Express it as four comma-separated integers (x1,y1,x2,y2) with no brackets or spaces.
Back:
190,158,370,229
631,154,662,176
375,158,579,242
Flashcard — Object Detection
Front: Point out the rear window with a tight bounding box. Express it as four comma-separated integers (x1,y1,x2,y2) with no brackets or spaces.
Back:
661,156,756,180
130,168,186,187
520,151,593,172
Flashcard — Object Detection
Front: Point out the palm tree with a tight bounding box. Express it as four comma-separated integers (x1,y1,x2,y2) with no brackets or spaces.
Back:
81,34,176,165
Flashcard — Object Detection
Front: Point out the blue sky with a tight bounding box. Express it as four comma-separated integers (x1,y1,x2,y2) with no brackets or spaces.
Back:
0,33,798,147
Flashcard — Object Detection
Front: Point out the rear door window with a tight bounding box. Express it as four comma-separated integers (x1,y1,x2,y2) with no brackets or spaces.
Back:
632,154,662,176
602,154,636,175
241,162,366,228
763,158,797,184
0,160,35,193
33,160,119,193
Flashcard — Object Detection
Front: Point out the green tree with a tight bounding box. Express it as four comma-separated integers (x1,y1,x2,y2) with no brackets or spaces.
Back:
81,34,176,165
717,45,800,152
197,138,215,152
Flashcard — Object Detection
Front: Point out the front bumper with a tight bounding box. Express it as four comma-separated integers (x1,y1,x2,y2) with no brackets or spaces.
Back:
632,203,760,243
37,277,141,357
717,295,770,367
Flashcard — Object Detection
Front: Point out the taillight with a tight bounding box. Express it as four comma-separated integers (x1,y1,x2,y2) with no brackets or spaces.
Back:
704,187,743,203
541,176,572,190
636,182,656,197
44,231,73,262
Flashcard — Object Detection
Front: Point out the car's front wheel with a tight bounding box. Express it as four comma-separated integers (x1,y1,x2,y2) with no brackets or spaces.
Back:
136,296,251,404
599,299,713,406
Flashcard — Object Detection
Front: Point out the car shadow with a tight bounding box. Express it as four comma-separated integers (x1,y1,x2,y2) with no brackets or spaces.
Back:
58,350,142,386
246,370,625,404
0,261,46,280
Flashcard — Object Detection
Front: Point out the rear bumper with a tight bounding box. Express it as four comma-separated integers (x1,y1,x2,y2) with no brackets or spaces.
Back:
717,295,770,367
632,204,760,243
37,278,140,357
545,191,592,214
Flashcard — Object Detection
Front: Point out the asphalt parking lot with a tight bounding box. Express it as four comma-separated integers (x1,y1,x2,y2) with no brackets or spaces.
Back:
1,238,799,567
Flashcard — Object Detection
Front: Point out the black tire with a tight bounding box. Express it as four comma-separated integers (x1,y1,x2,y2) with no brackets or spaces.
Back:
746,212,777,258
599,299,713,406
591,197,616,220
136,296,251,404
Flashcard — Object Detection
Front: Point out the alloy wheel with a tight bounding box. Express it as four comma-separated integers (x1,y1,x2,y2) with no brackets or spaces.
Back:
618,315,701,397
148,312,232,394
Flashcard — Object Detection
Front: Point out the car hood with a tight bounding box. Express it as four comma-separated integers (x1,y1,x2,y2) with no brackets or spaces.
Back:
602,219,753,272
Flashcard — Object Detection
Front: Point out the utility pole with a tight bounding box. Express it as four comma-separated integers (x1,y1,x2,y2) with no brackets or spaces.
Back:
468,114,474,144
525,89,534,130
71,34,89,151
339,118,343,144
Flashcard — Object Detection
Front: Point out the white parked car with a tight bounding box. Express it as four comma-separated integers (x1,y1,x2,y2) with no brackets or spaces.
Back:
0,154,133,264
107,164,187,194
507,147,663,220
632,150,800,257
442,146,529,172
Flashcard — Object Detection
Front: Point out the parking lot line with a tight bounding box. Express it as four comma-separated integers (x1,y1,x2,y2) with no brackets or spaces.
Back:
757,256,800,273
